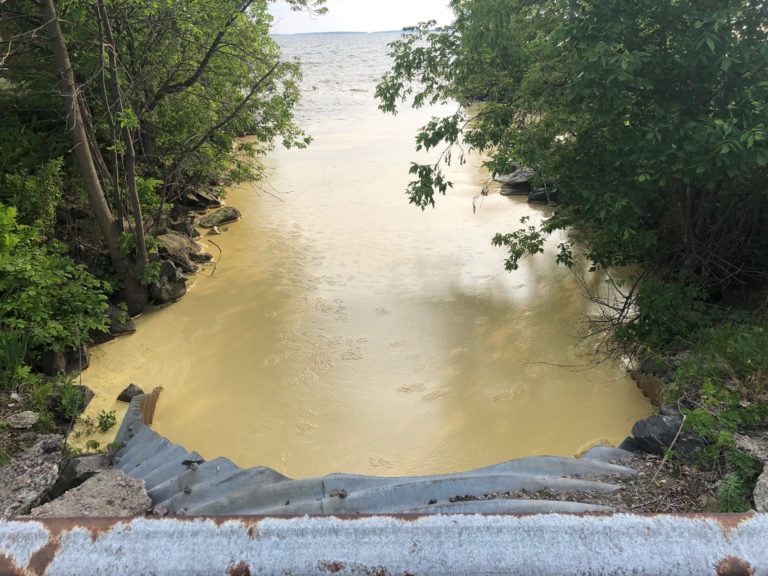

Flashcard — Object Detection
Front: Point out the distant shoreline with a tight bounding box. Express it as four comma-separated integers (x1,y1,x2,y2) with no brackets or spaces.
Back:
270,30,403,37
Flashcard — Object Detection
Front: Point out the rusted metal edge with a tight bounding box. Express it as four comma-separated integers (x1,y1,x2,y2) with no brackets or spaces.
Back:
2,512,766,575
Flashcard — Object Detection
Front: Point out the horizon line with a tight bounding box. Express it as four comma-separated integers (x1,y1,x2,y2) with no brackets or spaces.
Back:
270,29,407,36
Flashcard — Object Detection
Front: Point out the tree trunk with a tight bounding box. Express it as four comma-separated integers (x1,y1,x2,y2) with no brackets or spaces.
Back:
41,0,148,315
96,0,149,263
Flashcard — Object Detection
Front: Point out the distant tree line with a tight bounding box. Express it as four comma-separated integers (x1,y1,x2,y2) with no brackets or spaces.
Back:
378,0,768,351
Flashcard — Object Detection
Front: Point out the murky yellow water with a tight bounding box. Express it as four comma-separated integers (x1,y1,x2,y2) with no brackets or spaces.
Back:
73,102,652,478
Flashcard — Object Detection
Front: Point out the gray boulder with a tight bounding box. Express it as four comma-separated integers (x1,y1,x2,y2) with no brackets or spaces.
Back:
631,413,705,456
118,383,145,402
149,260,187,303
170,218,200,238
528,187,558,204
28,470,151,518
198,206,241,228
755,468,768,512
91,302,136,345
6,411,39,430
41,350,67,376
499,167,536,195
180,188,223,211
0,435,63,517
47,452,114,500
65,342,91,372
190,251,213,263
158,232,202,274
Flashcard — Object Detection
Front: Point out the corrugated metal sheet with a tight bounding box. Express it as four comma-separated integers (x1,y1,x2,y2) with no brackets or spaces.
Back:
2,513,766,575
113,396,640,515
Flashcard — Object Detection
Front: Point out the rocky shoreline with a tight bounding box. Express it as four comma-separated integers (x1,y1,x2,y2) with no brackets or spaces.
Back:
0,192,244,518
1,189,766,518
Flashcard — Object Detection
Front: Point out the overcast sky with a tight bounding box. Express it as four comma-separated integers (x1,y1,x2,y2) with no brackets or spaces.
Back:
268,0,454,34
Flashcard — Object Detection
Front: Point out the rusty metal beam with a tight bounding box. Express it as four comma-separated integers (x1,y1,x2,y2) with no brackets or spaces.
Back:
2,512,767,575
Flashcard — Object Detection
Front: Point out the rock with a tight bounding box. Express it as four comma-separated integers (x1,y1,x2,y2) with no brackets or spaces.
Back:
491,166,520,184
639,357,674,379
65,342,91,372
631,413,705,456
158,232,201,274
109,303,136,335
75,385,95,412
499,167,536,195
190,251,213,263
528,187,558,204
28,470,151,518
41,349,66,376
91,303,136,345
630,372,665,407
198,206,241,228
6,411,39,430
209,226,222,235
618,436,642,453
109,303,136,337
0,435,63,517
47,452,114,501
170,218,200,238
179,188,223,211
732,432,768,512
755,468,768,512
149,260,187,303
118,383,145,402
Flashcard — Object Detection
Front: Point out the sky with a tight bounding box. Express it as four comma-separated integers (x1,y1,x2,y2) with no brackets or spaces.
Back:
268,0,454,34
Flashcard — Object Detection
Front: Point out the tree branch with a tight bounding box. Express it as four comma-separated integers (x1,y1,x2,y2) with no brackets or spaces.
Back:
144,0,254,112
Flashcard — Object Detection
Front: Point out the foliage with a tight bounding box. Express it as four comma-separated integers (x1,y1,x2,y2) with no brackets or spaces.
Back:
0,328,30,389
670,321,768,511
97,409,117,433
0,203,110,354
1,0,326,314
617,279,719,350
52,375,84,422
0,158,63,237
377,0,768,349
28,378,53,414
675,322,768,392
717,473,753,513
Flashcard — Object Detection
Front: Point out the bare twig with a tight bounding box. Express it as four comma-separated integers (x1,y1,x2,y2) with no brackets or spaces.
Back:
650,414,687,485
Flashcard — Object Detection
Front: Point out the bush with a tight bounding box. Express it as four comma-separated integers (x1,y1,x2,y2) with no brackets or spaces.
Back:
672,321,768,511
619,278,718,350
0,202,109,355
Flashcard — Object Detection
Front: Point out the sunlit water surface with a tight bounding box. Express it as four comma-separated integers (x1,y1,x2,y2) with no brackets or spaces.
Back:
75,33,652,477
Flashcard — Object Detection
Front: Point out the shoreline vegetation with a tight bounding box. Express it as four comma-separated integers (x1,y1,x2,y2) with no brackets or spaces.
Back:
1,0,768,516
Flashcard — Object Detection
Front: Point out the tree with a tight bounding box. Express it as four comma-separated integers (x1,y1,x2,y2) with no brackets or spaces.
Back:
1,0,325,315
377,0,768,349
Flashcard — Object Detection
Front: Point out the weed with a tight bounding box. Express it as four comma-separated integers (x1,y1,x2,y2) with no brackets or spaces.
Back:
85,439,100,452
80,415,95,434
57,377,83,422
97,409,117,433
28,378,52,412
0,329,29,389
35,410,54,432
717,473,753,512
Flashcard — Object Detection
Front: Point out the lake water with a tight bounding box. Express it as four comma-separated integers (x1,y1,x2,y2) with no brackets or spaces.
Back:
75,33,652,478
